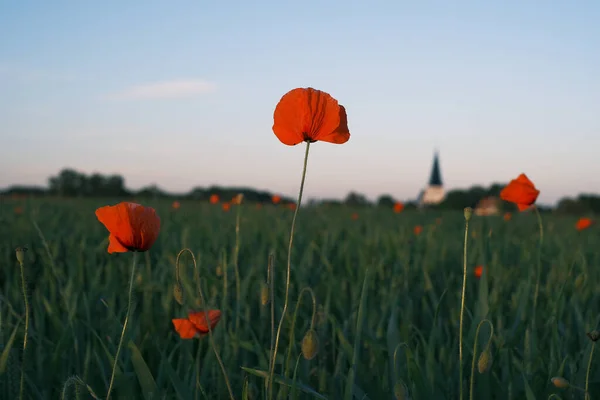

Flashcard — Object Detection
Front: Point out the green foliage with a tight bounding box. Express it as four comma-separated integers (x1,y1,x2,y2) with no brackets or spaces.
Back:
0,198,599,399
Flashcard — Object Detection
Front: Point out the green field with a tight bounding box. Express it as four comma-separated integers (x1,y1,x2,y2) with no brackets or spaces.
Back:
1,198,598,399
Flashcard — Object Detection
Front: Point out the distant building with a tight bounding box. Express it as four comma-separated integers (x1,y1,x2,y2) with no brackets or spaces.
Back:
474,196,501,216
419,151,446,207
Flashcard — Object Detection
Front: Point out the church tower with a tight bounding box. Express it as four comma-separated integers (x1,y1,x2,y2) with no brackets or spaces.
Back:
419,151,446,206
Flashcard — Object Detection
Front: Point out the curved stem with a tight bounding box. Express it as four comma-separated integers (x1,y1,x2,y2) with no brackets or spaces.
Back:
18,256,29,400
585,342,595,400
459,212,471,400
106,251,138,400
469,319,494,400
284,287,317,378
268,141,311,400
175,248,235,400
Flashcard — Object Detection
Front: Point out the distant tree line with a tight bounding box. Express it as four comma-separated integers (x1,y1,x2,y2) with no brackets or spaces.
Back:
1,168,599,214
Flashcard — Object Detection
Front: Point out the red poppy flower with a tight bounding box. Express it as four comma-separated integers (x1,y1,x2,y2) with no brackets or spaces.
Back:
351,212,359,220
272,87,350,145
95,202,161,254
576,217,593,231
503,212,512,221
172,201,181,210
500,174,539,211
222,202,231,212
209,194,219,204
272,195,281,204
474,265,484,279
172,310,221,339
414,225,423,235
393,202,404,213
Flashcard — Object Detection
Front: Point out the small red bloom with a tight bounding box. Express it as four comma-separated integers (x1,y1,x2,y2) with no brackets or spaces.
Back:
500,174,539,211
576,217,593,231
172,310,221,339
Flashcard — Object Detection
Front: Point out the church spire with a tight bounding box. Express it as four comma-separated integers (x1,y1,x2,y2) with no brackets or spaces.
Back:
428,151,442,186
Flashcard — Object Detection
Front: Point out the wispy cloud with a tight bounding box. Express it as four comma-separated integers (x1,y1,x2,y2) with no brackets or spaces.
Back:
108,79,217,100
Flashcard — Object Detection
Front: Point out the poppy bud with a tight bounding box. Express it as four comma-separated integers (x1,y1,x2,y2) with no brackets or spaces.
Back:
477,348,492,373
393,381,409,400
173,283,184,305
301,329,319,360
551,377,570,389
575,274,585,289
260,282,269,306
216,265,223,277
15,246,27,264
464,207,473,221
587,330,600,342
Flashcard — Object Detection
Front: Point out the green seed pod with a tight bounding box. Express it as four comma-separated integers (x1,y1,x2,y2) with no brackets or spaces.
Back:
477,348,493,374
575,274,585,289
551,377,570,389
464,207,473,221
216,265,223,277
15,246,27,264
587,330,600,342
260,283,269,306
301,329,319,360
393,381,409,400
173,283,184,305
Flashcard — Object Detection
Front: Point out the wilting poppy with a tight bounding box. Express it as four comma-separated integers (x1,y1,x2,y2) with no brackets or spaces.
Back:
474,265,484,279
272,87,350,145
393,202,404,213
172,201,181,210
172,310,221,339
95,202,161,254
209,194,219,204
351,212,359,220
414,225,423,235
500,174,539,211
222,202,231,212
503,212,512,221
272,195,281,204
576,217,593,231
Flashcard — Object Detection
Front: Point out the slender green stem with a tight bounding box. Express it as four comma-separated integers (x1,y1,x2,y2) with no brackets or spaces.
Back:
267,254,275,396
532,206,544,325
18,257,29,400
459,211,471,400
268,141,311,400
469,319,494,400
106,251,138,400
585,342,595,400
175,249,235,400
234,198,242,340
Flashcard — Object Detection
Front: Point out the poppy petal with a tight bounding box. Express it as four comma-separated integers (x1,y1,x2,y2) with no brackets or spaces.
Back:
107,233,130,254
172,319,199,339
188,310,221,333
316,104,350,144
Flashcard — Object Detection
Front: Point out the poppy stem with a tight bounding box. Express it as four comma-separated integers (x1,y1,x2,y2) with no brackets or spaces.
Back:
585,342,595,400
284,287,317,380
268,141,311,400
531,206,544,330
106,251,138,400
459,209,471,400
16,247,29,400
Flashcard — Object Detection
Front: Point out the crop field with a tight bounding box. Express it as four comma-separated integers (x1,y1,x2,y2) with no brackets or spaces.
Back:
0,197,598,400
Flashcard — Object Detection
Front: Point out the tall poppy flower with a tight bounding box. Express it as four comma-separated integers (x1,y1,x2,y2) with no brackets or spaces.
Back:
95,202,161,254
272,87,350,145
500,173,540,211
576,217,593,231
172,310,221,339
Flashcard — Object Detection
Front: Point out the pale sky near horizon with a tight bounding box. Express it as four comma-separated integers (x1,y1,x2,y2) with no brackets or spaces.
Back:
1,1,599,206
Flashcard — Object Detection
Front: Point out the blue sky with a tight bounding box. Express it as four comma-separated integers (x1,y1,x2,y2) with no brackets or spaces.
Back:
1,0,598,205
